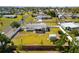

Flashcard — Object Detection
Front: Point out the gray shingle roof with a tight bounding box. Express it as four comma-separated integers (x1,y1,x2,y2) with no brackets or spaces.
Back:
26,23,47,30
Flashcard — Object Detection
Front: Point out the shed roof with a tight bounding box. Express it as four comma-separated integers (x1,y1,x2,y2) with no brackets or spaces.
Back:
49,34,56,37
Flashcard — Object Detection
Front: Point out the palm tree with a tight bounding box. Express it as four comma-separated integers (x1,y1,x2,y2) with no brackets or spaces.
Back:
64,36,79,53
54,34,68,52
55,31,67,46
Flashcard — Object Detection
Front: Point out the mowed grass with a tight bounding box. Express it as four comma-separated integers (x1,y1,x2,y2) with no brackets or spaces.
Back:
25,16,34,23
24,12,34,23
60,18,79,22
0,15,22,31
12,28,60,46
42,18,58,26
29,17,58,26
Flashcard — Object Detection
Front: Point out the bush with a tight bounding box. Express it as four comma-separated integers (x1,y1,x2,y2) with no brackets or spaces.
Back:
70,29,79,36
44,10,56,17
58,30,64,35
10,21,20,28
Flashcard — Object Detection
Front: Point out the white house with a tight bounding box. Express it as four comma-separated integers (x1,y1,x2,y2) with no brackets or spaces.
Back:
3,15,17,18
36,14,52,20
60,22,79,30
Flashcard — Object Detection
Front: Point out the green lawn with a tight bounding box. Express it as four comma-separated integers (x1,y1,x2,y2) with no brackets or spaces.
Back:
0,15,22,31
12,17,60,46
12,28,60,46
42,18,58,26
25,16,34,23
60,18,79,22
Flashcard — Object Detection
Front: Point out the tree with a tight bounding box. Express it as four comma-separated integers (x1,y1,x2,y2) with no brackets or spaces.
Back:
0,33,10,52
65,27,71,31
70,29,79,36
64,36,79,53
54,31,66,46
0,33,16,53
10,21,20,28
58,30,64,35
0,21,3,26
0,14,2,18
55,34,67,46
44,10,56,17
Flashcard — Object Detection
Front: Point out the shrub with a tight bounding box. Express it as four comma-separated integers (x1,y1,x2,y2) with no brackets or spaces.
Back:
10,21,20,28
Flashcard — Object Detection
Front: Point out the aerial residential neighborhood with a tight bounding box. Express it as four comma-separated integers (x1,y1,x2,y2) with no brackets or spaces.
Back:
0,7,79,53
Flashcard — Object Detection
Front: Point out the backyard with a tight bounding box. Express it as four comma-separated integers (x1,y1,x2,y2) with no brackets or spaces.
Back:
12,28,60,46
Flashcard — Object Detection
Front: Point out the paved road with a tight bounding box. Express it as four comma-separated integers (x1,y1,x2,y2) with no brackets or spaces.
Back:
58,26,73,41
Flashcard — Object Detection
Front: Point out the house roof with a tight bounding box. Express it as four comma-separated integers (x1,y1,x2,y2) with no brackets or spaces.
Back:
72,14,79,17
49,34,57,40
60,22,79,28
36,15,51,19
3,15,16,17
26,23,47,30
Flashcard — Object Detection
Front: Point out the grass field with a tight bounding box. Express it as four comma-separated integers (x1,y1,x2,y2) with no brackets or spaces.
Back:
25,16,34,23
60,18,79,22
28,17,58,26
0,15,22,31
12,28,60,46
12,16,60,46
42,18,58,26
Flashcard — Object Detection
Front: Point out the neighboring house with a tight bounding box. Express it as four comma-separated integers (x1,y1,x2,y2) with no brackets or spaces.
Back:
15,12,22,15
32,14,38,17
0,11,11,14
26,23,50,33
36,19,42,23
36,14,52,20
60,22,79,30
3,15,17,18
64,14,72,18
71,14,79,19
58,14,66,19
